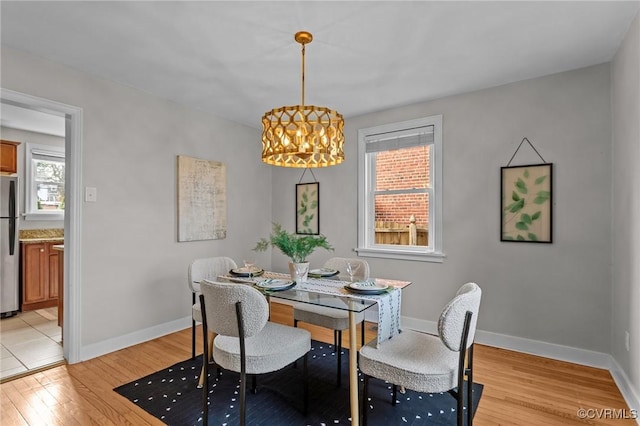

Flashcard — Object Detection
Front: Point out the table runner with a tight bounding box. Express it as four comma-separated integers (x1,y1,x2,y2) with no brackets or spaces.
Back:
221,272,402,347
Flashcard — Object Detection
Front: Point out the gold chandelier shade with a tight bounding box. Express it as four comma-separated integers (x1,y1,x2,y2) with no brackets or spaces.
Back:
261,31,345,168
261,105,344,168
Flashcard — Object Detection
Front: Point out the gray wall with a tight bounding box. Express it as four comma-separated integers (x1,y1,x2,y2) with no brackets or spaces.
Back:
0,126,65,230
612,12,640,401
1,47,272,347
272,63,613,353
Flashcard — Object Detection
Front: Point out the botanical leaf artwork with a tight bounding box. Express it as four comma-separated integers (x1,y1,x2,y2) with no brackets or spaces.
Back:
296,183,319,235
501,164,552,242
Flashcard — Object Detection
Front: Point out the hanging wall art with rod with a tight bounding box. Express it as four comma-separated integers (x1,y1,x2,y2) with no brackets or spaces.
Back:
500,137,553,243
296,179,319,236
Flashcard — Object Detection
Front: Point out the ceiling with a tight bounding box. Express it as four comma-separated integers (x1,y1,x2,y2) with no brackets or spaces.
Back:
1,1,638,130
0,103,66,137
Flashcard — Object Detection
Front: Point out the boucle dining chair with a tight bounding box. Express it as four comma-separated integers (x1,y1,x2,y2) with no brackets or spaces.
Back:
188,256,237,359
359,282,482,426
293,257,369,387
199,280,311,426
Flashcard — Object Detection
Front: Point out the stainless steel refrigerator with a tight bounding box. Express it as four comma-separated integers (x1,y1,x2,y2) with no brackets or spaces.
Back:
1,176,20,318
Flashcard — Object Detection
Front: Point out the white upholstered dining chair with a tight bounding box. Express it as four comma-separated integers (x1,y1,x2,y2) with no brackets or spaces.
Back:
359,282,482,426
199,280,311,426
188,256,237,359
293,257,370,387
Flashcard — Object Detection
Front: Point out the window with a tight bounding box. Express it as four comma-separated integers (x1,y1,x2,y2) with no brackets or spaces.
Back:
357,115,443,262
25,143,65,220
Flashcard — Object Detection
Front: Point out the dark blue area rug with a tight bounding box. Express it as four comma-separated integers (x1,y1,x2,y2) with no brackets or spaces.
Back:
114,340,482,425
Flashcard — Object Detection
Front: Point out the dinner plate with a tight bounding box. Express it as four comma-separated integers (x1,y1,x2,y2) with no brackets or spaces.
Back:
254,279,296,291
345,280,390,294
229,267,264,277
308,268,339,278
226,277,255,284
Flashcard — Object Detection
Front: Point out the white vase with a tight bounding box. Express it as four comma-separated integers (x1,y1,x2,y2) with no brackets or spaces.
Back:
289,261,310,283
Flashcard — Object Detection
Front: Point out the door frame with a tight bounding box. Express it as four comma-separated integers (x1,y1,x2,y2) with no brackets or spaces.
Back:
1,88,82,363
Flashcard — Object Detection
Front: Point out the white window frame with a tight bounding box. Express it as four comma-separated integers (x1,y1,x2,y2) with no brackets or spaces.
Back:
24,142,65,221
356,115,444,262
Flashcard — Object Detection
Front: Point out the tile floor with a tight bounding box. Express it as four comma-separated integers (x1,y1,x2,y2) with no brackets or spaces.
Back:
0,307,63,381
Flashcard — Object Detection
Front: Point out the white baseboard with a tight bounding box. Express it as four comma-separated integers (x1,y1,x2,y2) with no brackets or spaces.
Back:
474,329,612,369
80,316,191,361
610,357,640,424
402,316,612,368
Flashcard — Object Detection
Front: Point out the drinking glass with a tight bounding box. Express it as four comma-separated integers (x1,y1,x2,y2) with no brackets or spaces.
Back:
293,263,309,283
243,259,256,277
346,261,360,282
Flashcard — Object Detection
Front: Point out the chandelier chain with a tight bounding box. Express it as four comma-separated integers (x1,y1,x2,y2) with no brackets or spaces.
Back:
301,43,306,107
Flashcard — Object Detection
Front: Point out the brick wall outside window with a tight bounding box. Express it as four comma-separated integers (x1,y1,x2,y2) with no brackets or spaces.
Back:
375,146,430,228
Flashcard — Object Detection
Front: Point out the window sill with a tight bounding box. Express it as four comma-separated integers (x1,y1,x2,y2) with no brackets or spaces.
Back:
24,212,64,221
355,247,445,263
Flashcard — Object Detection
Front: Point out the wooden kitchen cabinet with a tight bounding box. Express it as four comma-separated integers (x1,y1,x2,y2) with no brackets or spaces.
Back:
48,248,59,299
1,140,20,174
52,245,64,330
21,242,60,311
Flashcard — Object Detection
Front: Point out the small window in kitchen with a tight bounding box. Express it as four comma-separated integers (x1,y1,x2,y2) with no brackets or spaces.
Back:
25,143,65,220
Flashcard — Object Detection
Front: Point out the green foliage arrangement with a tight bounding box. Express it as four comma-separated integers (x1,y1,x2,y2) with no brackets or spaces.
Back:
254,223,333,263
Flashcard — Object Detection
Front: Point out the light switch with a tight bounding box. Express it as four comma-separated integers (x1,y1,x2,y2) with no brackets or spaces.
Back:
85,187,97,202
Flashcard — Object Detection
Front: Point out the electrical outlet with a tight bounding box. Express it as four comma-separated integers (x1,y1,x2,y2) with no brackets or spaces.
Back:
625,331,630,352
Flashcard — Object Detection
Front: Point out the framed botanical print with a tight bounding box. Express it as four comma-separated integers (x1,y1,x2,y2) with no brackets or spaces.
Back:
296,182,319,235
501,163,553,243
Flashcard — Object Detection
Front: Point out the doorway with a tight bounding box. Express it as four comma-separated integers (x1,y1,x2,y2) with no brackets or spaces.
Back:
1,104,65,380
0,88,82,377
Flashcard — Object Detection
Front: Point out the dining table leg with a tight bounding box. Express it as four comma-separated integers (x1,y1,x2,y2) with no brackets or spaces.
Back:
349,310,359,426
198,332,214,388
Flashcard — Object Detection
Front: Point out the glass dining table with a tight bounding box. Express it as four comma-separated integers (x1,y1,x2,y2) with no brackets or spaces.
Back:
219,271,411,426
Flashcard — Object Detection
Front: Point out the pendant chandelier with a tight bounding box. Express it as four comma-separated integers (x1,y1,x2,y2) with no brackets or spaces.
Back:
261,31,345,168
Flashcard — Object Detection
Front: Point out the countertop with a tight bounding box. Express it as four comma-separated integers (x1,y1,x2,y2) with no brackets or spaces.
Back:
19,228,64,243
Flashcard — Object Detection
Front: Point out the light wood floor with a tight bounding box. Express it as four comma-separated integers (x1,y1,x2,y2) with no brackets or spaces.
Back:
1,302,634,425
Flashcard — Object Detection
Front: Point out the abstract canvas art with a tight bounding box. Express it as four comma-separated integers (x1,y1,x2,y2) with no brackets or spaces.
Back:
177,155,226,241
